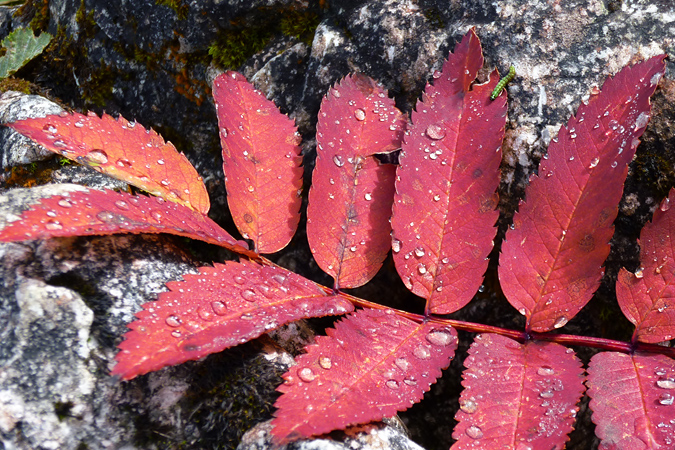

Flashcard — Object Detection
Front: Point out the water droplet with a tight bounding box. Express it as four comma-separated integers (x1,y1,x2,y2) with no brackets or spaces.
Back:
426,123,445,140
197,306,214,321
659,393,674,405
589,157,599,169
657,379,675,389
635,267,644,278
333,155,344,167
45,220,63,231
233,275,245,285
165,315,181,327
459,399,478,414
417,263,427,275
634,112,650,130
660,197,670,212
240,313,254,320
478,285,486,293
403,376,418,386
46,210,57,217
171,330,182,338
433,194,441,202
537,366,555,376
413,344,431,360
211,301,227,315
426,329,454,346
86,149,108,164
385,379,399,389
115,200,129,210
392,238,401,253
241,289,256,302
539,390,554,399
319,356,332,369
465,425,483,439
57,199,72,208
116,158,132,168
553,316,568,328
298,367,316,382
43,124,58,134
150,210,162,222
395,357,410,371
364,193,372,201
354,108,366,121
96,211,115,222
515,443,533,450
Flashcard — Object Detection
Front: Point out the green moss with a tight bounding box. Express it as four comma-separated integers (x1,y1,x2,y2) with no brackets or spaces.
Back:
280,10,320,45
14,0,50,34
208,27,273,70
156,0,188,21
0,76,32,93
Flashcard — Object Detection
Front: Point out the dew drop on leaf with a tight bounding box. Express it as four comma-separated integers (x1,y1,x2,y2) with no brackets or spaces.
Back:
459,399,477,414
354,109,366,121
426,123,445,140
197,306,214,321
298,367,316,382
171,330,182,338
659,393,674,405
660,197,670,212
42,124,57,134
115,200,129,210
634,267,644,278
539,390,554,399
412,344,431,360
241,289,256,302
392,238,401,253
417,263,427,275
395,357,410,371
57,199,73,208
657,379,675,389
414,247,425,257
553,316,568,328
403,376,417,386
211,301,227,315
165,315,181,327
333,155,345,167
426,329,454,346
465,425,483,439
232,275,245,285
318,356,332,369
537,366,555,376
86,149,109,164
44,220,63,231
150,210,162,222
385,379,399,389
589,157,599,169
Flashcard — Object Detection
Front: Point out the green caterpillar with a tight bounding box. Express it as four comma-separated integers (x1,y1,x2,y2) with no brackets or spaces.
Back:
491,65,516,100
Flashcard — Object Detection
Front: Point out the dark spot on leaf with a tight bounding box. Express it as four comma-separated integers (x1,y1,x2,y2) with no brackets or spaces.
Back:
472,168,483,179
579,234,595,252
244,213,254,223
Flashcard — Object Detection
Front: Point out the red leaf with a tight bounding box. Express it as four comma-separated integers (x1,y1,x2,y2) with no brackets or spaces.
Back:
0,189,252,255
499,55,666,332
452,333,584,450
213,72,303,254
307,74,405,288
616,188,675,343
391,28,505,313
112,260,354,380
9,112,210,214
271,308,457,443
587,352,675,449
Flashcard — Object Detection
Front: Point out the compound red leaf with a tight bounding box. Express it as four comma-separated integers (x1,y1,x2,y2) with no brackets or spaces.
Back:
587,352,675,449
391,28,505,313
307,74,405,288
112,260,354,380
499,55,666,332
271,308,457,443
452,333,584,450
9,112,210,214
213,72,303,254
616,188,675,343
0,189,252,255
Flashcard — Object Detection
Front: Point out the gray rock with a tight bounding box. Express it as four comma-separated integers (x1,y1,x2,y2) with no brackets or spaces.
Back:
0,91,63,169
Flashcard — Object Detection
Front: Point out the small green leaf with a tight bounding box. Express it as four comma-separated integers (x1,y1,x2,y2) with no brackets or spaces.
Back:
0,27,52,79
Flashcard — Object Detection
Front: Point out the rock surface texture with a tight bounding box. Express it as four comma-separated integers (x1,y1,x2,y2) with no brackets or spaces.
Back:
1,0,674,449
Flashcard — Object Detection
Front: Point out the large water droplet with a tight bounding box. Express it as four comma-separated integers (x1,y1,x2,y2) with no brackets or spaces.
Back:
385,379,399,389
96,211,115,222
660,197,671,212
86,149,108,164
43,124,58,134
165,315,181,327
392,238,401,253
45,220,63,231
241,289,256,302
459,399,477,414
115,200,129,210
403,376,417,386
553,316,568,329
171,330,182,338
417,263,427,275
233,275,245,285
57,199,72,208
659,393,674,405
588,157,599,169
634,267,644,278
319,356,332,369
211,301,227,315
414,247,425,257
426,123,445,140
197,306,214,321
539,390,554,399
426,329,454,346
537,366,555,376
333,155,345,167
395,357,410,371
298,367,316,382
354,109,366,121
465,425,483,439
657,379,675,389
413,344,431,360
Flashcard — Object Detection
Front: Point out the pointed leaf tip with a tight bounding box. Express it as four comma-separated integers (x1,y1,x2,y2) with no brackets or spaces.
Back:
213,71,303,254
272,308,457,443
499,55,666,332
112,260,354,380
8,112,210,214
307,74,406,289
392,28,504,314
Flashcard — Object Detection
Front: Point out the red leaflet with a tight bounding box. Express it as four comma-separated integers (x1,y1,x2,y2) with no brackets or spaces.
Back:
587,352,675,448
452,334,584,450
0,189,252,255
271,308,457,443
616,188,675,343
112,260,354,380
213,72,303,254
9,112,210,214
499,55,666,332
391,28,505,313
307,74,405,288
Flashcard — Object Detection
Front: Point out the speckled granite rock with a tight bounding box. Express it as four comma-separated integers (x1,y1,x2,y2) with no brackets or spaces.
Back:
1,0,675,449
